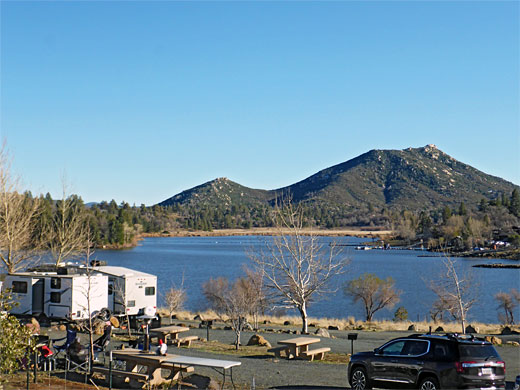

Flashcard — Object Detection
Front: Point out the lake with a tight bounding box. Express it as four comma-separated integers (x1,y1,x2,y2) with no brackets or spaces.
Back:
97,236,520,324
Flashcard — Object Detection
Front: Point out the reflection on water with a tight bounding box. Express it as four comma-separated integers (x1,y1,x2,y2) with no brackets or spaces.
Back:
97,236,520,323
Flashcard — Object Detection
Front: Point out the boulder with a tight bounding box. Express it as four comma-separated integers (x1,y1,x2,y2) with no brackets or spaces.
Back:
309,323,317,328
263,320,270,324
193,314,203,321
465,325,479,334
500,326,512,335
315,328,331,338
435,326,444,332
484,336,502,345
408,324,417,331
246,334,272,348
223,326,232,331
506,341,519,347
58,324,67,331
283,321,291,326
328,325,339,331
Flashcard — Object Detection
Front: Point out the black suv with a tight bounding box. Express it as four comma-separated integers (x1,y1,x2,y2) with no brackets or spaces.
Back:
347,333,506,390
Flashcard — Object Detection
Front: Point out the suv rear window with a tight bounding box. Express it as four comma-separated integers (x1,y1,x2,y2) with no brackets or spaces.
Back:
459,344,500,359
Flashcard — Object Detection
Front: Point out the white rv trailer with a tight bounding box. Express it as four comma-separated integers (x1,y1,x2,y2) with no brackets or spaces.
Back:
3,269,108,321
92,266,157,317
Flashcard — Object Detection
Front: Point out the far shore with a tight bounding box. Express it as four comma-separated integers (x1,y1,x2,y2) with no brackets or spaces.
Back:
141,227,394,239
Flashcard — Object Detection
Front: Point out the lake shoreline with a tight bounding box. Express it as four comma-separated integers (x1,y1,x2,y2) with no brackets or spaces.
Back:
141,227,394,239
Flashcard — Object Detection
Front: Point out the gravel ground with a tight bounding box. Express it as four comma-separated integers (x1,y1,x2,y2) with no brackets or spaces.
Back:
47,324,520,390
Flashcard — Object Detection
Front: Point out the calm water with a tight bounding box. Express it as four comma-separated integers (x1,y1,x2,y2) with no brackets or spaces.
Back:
97,236,520,323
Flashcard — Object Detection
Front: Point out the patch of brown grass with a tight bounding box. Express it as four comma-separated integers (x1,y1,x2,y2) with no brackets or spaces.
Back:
159,309,516,335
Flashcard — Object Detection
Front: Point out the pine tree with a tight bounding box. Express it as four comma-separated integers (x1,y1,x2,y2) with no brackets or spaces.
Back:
510,189,520,217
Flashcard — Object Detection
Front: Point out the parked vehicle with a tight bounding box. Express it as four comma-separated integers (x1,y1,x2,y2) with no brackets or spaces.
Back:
92,266,157,317
3,268,108,321
348,333,506,390
514,374,520,390
2,262,157,322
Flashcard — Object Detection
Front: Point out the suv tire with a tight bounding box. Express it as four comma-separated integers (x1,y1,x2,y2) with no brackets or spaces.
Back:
419,376,440,390
350,367,372,390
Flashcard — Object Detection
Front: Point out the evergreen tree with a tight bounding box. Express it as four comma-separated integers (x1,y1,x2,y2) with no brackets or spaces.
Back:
510,189,520,217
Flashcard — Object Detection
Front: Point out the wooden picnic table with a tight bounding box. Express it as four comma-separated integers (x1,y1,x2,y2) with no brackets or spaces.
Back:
106,349,192,387
277,337,321,359
149,325,190,344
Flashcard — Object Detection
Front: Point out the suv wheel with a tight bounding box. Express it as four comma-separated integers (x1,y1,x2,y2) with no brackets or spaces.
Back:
419,376,440,390
350,367,371,390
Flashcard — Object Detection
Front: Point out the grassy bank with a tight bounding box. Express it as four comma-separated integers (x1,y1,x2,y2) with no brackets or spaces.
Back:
158,309,516,335
142,227,394,238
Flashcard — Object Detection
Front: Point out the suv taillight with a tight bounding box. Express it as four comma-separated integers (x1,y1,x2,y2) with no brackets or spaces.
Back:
498,361,506,374
455,361,477,373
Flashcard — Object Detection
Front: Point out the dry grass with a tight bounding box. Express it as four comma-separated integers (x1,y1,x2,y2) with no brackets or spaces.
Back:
158,309,517,335
143,227,393,238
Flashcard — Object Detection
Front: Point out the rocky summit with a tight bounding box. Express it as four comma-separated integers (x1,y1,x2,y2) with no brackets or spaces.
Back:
159,145,518,212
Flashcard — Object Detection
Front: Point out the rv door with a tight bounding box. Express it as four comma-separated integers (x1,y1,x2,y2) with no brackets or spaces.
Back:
32,278,45,315
108,279,115,312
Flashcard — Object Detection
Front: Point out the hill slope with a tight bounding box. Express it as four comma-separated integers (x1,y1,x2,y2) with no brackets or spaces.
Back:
159,145,518,211
159,177,273,209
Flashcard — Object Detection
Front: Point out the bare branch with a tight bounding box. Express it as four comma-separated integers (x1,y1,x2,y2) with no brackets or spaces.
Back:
248,197,350,333
0,142,41,273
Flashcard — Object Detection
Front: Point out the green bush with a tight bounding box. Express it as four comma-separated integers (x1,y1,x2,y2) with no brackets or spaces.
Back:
393,306,409,322
0,290,34,381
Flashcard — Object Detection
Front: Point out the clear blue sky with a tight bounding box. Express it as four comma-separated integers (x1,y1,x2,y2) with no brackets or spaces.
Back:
1,1,518,206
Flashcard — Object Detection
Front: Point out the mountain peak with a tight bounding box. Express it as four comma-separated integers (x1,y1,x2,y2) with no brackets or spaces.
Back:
159,146,518,211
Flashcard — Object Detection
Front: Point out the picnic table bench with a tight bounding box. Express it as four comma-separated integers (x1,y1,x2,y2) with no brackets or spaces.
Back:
92,366,149,382
172,335,199,347
267,345,291,359
300,346,331,361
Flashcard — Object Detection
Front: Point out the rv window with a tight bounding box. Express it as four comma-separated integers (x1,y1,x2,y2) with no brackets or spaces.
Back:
128,300,136,307
108,284,113,295
12,281,28,294
51,278,61,289
145,287,155,296
50,292,61,303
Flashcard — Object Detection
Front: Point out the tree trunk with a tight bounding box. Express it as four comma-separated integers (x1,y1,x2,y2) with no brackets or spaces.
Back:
235,330,240,350
299,303,308,334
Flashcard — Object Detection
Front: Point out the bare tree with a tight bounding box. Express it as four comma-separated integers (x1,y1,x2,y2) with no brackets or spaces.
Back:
164,276,187,323
0,142,41,273
495,289,518,325
46,177,87,266
344,273,401,322
77,227,111,372
112,281,133,337
203,276,253,350
242,266,269,330
249,199,349,333
429,257,477,334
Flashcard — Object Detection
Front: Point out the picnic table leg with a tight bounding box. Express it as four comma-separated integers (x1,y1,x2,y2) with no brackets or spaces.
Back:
230,367,237,390
148,366,165,387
